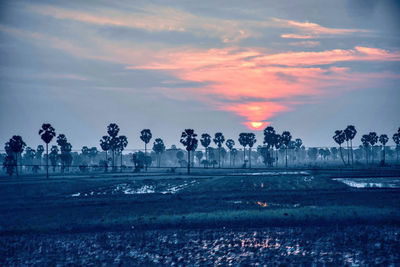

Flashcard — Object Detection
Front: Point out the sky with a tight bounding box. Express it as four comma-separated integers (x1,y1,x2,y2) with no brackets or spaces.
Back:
1,0,400,151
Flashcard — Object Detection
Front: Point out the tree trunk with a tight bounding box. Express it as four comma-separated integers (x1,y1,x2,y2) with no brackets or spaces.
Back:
339,145,346,166
285,148,288,168
218,147,221,168
145,143,147,171
15,152,18,177
249,147,252,168
243,146,246,166
382,146,386,165
346,141,350,165
46,143,49,179
120,152,123,172
365,147,368,165
350,140,354,166
187,150,190,174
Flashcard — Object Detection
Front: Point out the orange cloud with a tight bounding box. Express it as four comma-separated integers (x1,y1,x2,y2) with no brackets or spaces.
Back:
128,46,400,128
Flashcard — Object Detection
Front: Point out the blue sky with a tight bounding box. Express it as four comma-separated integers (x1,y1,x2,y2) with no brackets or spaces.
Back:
1,0,399,150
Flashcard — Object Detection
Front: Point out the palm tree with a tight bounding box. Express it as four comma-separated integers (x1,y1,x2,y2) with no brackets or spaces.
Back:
152,138,166,167
117,135,128,171
263,126,276,165
195,151,203,167
107,123,120,170
49,145,59,172
140,129,152,171
8,135,26,176
213,132,225,168
57,134,72,172
281,131,292,168
38,123,56,179
247,133,256,168
100,135,111,169
361,135,370,165
200,134,211,163
333,130,346,166
225,139,235,167
36,145,44,167
238,133,248,167
379,134,388,165
231,148,238,167
180,129,198,174
294,138,302,164
393,129,400,163
274,134,282,167
344,125,357,166
368,132,378,164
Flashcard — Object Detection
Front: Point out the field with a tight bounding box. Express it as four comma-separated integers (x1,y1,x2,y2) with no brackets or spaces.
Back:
0,168,399,265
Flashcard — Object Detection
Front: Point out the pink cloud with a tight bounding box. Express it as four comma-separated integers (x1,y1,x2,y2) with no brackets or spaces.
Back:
128,46,400,128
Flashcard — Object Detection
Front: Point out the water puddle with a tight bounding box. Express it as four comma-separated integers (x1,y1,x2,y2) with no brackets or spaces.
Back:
239,171,310,176
333,178,400,188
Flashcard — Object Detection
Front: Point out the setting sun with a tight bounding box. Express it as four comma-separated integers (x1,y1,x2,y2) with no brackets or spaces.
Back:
245,121,268,130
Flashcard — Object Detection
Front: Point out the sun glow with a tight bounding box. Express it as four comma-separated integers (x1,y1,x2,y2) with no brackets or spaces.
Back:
245,122,268,130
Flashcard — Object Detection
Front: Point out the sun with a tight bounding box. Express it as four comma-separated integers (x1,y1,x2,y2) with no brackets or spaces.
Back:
244,121,268,130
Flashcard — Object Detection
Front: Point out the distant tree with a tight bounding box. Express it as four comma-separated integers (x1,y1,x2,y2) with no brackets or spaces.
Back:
213,132,225,168
393,129,400,163
263,126,276,166
195,151,203,167
117,135,128,171
23,147,36,169
247,133,256,168
88,147,98,164
38,123,56,178
176,150,184,166
330,147,338,161
107,123,120,170
273,134,282,167
152,138,166,167
238,133,248,167
333,130,346,166
307,147,318,162
57,134,72,173
344,125,357,166
361,134,370,165
3,142,16,176
140,129,152,171
368,132,378,164
225,139,235,167
36,145,44,166
294,138,303,164
49,145,59,172
180,129,198,174
258,145,271,167
8,135,26,176
231,148,238,167
281,131,292,168
100,135,111,167
200,134,211,162
379,134,389,165
81,146,89,162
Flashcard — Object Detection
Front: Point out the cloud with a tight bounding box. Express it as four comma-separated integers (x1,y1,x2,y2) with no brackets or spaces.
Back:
274,18,370,39
289,41,320,47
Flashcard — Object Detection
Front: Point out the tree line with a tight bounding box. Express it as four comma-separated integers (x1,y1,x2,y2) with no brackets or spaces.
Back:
2,123,400,176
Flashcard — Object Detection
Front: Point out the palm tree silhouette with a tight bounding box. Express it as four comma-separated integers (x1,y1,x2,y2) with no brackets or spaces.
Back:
200,133,211,163
333,130,346,166
38,123,56,178
152,138,166,167
393,129,400,163
8,135,26,176
379,134,388,165
281,131,292,168
107,123,120,170
213,132,225,168
247,133,256,168
100,135,111,168
180,129,198,174
263,126,276,166
368,132,378,164
36,145,44,167
294,138,303,164
238,133,248,167
361,134,370,165
274,134,282,167
231,148,238,167
344,125,357,166
140,129,152,171
117,135,128,171
49,145,59,172
57,134,72,172
225,139,235,167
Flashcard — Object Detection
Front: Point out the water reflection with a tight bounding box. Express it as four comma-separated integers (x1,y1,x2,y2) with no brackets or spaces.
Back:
333,178,400,188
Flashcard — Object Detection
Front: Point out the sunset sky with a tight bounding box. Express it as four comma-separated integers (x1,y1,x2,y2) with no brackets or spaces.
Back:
1,0,399,150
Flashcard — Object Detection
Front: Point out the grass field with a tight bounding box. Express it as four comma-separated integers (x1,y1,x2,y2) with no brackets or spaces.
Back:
0,169,399,265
